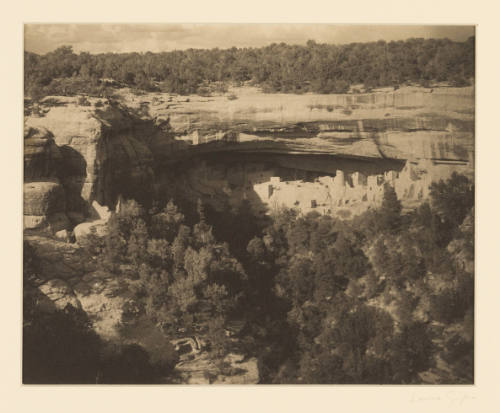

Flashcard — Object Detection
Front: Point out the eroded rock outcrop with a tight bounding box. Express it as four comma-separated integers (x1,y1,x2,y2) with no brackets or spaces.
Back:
23,87,474,228
24,86,474,343
25,235,130,338
23,181,68,230
72,270,130,339
25,235,97,280
38,278,81,310
121,85,474,165
73,201,112,243
24,97,156,233
174,351,259,384
24,127,62,180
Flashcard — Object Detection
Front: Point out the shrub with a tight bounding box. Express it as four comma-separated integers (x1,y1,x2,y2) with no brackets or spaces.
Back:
196,86,212,97
42,97,62,107
337,209,351,219
450,74,469,87
77,96,91,106
429,274,474,324
31,104,45,117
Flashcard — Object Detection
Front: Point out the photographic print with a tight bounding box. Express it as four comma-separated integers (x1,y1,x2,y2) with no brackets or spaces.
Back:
23,23,475,384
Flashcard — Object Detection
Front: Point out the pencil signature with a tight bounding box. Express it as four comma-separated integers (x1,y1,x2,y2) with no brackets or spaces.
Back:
410,391,476,406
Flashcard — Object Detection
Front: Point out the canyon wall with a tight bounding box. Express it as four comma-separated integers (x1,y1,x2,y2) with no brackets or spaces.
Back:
23,85,474,233
24,97,156,234
23,86,475,357
127,85,473,219
135,85,474,164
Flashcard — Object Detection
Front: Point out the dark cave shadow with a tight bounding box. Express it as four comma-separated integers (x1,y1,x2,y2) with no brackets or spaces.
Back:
57,145,88,220
162,151,405,260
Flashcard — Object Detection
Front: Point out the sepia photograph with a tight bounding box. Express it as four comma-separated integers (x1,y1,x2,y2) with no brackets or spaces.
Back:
22,23,475,385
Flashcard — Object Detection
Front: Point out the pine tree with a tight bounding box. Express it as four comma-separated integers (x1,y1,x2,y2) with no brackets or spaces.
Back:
379,183,402,233
151,199,184,241
127,219,149,267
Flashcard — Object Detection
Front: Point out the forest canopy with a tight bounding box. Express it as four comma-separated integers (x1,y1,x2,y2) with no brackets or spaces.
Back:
24,36,475,99
24,173,474,383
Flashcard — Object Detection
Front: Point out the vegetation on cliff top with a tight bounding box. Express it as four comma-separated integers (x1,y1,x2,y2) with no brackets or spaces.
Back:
24,36,474,100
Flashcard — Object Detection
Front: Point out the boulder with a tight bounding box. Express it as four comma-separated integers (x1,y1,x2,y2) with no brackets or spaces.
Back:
38,278,82,310
74,219,108,244
24,127,61,180
55,229,70,242
23,215,47,230
24,181,65,216
53,294,82,310
91,200,111,220
24,181,69,232
38,278,72,300
25,235,97,280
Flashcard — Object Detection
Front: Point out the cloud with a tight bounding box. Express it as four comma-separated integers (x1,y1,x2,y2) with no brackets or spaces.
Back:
24,24,475,54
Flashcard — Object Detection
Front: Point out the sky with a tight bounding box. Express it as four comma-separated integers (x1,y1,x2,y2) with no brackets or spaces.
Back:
24,24,475,54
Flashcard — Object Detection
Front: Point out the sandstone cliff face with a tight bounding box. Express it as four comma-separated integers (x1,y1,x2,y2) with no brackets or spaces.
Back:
23,86,475,236
23,86,474,384
24,97,155,232
25,234,131,338
24,86,474,230
109,85,473,221
23,181,69,230
23,86,474,343
23,87,475,236
24,127,62,180
118,85,474,165
23,98,161,339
